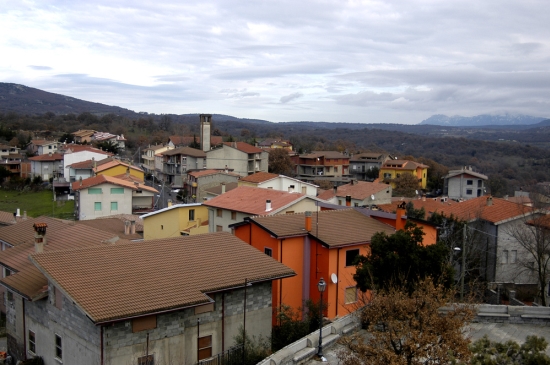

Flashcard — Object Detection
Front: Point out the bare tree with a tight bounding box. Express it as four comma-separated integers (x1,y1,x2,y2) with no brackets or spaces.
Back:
338,279,475,365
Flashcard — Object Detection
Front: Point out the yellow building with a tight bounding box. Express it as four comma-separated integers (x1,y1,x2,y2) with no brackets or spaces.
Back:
141,203,209,239
94,159,145,182
379,159,429,189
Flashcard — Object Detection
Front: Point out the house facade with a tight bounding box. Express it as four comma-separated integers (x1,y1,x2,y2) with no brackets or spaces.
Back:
206,142,268,177
231,209,396,321
141,144,171,175
160,147,207,186
62,145,113,181
28,140,60,155
72,175,157,220
186,170,240,202
141,203,209,239
203,186,319,232
443,166,488,200
239,172,319,196
349,152,391,181
379,159,429,189
291,151,351,185
29,153,64,180
8,233,295,365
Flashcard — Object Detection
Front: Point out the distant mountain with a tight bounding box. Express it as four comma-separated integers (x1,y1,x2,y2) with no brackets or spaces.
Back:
419,114,546,126
0,82,140,117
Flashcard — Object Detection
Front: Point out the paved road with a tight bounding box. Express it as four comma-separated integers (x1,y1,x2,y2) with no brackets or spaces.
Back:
305,323,550,364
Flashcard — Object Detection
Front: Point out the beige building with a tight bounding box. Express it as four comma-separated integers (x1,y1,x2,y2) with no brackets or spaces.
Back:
140,203,209,239
206,142,268,177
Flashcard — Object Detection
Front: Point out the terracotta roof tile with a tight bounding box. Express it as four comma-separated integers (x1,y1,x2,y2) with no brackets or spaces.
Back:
0,217,70,247
29,232,295,323
249,209,395,247
60,144,113,155
28,153,63,161
239,172,279,183
162,146,206,157
71,175,157,194
77,218,143,239
0,224,120,299
204,182,239,196
333,181,390,200
222,142,263,154
203,186,308,215
94,160,143,173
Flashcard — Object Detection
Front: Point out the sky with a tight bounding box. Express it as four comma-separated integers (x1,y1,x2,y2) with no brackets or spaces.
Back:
1,0,550,124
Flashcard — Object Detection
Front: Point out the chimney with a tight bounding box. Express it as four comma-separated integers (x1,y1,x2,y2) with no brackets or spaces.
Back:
16,208,20,217
221,183,226,194
33,223,47,253
288,185,295,193
233,141,237,149
266,199,272,211
486,196,493,206
345,195,351,207
333,185,337,195
395,202,406,231
79,176,83,186
167,199,172,207
305,211,312,231
124,220,130,235
224,165,229,174
23,211,27,220
130,220,136,234
422,195,426,201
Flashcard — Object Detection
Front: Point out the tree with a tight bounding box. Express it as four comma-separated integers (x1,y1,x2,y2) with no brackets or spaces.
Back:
365,166,379,180
233,325,271,365
189,134,200,150
353,222,452,293
392,173,421,197
503,204,550,306
158,114,172,132
467,335,550,365
338,279,474,365
58,133,75,144
405,201,425,220
268,149,294,175
94,141,119,155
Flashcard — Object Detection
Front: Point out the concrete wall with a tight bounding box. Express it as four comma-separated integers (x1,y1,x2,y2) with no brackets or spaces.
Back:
447,175,485,200
6,292,24,362
195,173,239,201
25,290,101,365
256,177,318,196
206,146,268,177
143,205,209,240
31,160,61,180
64,151,111,180
77,183,133,220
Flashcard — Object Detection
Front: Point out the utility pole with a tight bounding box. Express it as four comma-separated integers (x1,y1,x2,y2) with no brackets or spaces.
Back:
460,224,466,301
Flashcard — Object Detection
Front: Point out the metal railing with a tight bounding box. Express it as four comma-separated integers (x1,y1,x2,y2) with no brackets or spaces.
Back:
195,345,244,365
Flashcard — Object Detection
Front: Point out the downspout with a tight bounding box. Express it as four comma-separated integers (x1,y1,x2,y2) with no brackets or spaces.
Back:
23,299,26,360
336,248,340,318
279,239,284,313
222,293,225,352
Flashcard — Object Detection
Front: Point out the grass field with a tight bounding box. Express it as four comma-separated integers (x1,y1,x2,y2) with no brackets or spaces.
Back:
0,189,75,219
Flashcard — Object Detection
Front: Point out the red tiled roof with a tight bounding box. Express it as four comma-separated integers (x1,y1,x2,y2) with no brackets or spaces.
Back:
316,189,334,201
94,159,143,173
239,172,279,183
78,218,143,239
67,159,94,169
330,181,390,200
29,232,295,323
28,153,63,161
222,142,263,154
0,217,70,247
71,175,157,193
203,186,308,215
204,182,239,196
61,144,113,155
249,209,395,247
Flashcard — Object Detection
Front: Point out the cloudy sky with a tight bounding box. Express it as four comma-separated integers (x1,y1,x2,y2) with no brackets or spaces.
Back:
1,0,549,124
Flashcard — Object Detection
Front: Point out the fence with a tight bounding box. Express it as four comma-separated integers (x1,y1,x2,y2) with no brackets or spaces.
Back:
195,345,244,365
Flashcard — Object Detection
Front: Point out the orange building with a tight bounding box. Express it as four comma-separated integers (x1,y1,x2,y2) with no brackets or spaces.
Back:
231,209,396,321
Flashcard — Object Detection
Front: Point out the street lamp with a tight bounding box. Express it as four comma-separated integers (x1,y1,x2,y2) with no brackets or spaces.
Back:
317,277,326,359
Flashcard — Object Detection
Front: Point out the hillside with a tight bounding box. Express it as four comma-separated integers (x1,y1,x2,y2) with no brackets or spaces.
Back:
419,114,546,126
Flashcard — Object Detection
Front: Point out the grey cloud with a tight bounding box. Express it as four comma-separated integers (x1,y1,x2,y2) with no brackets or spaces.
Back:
29,66,52,70
280,92,303,104
214,62,340,80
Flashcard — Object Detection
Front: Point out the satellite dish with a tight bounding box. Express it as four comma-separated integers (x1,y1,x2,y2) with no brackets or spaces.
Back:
331,273,338,284
371,194,375,200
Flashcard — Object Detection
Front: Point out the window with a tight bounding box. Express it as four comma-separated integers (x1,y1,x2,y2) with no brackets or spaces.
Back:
55,334,62,360
384,173,392,179
88,188,102,194
338,200,342,206
94,202,102,211
111,187,124,194
346,249,360,266
334,167,338,173
354,203,359,207
345,287,357,304
7,291,13,302
198,335,212,360
132,315,157,333
265,248,273,257
4,268,10,277
231,211,237,220
189,209,195,221
467,180,473,185
110,202,118,211
510,250,517,264
466,189,472,195
29,330,36,354
138,355,154,365
478,180,483,187
216,225,223,232
216,209,222,218
502,250,509,264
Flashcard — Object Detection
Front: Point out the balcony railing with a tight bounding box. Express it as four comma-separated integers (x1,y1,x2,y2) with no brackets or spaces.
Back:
194,345,244,365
